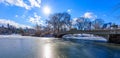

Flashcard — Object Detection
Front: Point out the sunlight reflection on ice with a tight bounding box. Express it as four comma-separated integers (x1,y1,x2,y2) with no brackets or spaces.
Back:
43,44,53,58
42,38,51,40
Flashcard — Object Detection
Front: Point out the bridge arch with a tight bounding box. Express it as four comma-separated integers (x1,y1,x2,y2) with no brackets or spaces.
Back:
57,29,120,44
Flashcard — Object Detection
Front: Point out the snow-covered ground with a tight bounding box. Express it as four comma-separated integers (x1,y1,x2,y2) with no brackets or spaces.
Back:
0,34,56,40
0,34,21,38
62,34,108,42
0,34,37,39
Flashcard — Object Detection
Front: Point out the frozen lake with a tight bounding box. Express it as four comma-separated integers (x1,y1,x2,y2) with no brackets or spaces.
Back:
0,35,120,58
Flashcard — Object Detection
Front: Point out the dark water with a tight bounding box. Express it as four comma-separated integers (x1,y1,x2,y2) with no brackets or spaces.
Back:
0,36,120,58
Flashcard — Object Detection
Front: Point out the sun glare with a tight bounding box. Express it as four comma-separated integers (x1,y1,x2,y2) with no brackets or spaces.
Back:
44,44,52,58
43,6,51,15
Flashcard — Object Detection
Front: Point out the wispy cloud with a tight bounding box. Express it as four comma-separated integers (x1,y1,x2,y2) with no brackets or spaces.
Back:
28,13,44,26
0,0,41,10
0,19,32,28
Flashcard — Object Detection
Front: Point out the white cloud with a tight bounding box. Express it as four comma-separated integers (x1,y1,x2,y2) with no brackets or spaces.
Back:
72,17,84,25
29,0,41,8
0,19,32,28
0,0,41,10
72,18,78,25
15,15,18,17
67,9,72,14
28,13,44,25
21,14,26,18
83,12,97,21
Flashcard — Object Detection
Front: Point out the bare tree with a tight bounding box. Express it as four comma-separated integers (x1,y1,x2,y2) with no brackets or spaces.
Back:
72,17,91,30
47,12,71,33
92,19,104,29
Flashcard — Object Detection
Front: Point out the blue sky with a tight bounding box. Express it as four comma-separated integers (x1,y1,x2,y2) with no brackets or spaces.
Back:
0,0,120,28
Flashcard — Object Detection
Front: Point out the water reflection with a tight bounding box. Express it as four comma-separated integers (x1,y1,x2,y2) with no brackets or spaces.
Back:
43,44,52,58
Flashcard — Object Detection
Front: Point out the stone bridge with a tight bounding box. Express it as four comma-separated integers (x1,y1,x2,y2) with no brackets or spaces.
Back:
57,29,120,44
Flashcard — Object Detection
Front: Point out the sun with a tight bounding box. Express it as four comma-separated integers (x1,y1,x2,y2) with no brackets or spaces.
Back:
43,6,51,15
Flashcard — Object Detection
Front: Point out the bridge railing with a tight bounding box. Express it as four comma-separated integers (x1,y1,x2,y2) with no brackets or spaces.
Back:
59,29,120,35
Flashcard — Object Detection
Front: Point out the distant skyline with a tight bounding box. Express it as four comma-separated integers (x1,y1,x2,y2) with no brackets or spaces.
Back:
0,0,120,28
